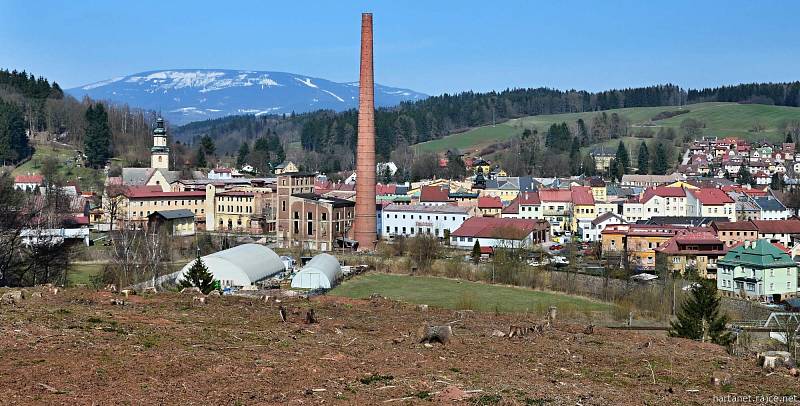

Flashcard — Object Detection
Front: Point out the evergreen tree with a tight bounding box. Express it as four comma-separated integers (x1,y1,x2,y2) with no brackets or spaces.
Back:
669,279,732,345
195,148,207,168
569,136,581,175
0,99,29,163
770,172,785,191
199,135,215,156
787,133,794,144
614,141,630,173
471,239,481,264
381,165,392,184
83,103,112,167
609,159,624,182
236,142,250,167
736,165,752,185
581,154,597,176
651,142,669,175
180,255,216,294
637,141,650,174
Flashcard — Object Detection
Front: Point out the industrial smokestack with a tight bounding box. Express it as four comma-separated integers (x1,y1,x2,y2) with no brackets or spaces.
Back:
354,12,376,250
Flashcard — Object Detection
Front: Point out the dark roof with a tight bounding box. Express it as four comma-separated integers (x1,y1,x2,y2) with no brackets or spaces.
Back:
752,218,800,234
712,220,757,231
147,209,195,220
292,193,355,208
637,216,728,227
591,211,625,226
753,196,787,212
281,171,317,178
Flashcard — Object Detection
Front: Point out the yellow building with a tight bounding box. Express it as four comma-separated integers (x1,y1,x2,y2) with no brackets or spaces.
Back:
571,186,596,231
600,224,682,270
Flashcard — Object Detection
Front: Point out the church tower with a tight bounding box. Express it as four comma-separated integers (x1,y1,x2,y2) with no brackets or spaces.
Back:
150,118,170,169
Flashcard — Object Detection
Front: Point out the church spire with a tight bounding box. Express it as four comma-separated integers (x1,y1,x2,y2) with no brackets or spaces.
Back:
151,117,170,170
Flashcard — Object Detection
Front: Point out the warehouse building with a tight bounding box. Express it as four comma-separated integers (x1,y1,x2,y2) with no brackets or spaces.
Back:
177,244,285,288
291,253,342,290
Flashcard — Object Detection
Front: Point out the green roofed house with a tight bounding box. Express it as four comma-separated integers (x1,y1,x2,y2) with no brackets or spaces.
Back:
717,239,797,303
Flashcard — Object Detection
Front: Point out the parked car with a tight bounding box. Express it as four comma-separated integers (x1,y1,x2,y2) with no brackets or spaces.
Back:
549,244,563,251
552,256,569,266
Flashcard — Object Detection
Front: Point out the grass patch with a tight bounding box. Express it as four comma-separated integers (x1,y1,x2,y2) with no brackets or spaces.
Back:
68,263,105,287
414,102,800,154
331,273,614,314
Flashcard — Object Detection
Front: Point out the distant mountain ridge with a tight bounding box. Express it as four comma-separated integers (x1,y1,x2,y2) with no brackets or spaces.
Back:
67,69,427,124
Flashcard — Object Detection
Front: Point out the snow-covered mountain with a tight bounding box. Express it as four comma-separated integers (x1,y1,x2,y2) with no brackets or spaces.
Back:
68,69,427,125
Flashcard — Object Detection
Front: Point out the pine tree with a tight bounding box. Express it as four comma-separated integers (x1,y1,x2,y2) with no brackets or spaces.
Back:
651,142,669,175
199,135,215,156
615,141,629,174
236,142,250,167
471,239,481,264
637,141,650,174
569,136,581,175
581,154,596,176
770,172,785,191
736,165,752,185
83,103,112,167
669,279,732,345
180,255,216,294
787,133,794,144
381,165,392,183
195,148,207,168
610,159,624,182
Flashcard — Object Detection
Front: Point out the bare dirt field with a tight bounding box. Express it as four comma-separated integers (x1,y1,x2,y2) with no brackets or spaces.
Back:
0,287,797,405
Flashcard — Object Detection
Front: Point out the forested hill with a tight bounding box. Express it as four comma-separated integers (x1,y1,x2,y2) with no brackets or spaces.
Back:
0,68,160,169
175,81,800,174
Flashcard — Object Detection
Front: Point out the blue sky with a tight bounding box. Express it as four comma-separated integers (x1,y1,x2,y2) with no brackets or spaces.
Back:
2,1,799,95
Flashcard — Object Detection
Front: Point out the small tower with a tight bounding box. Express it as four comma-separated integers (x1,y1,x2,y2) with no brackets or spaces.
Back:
151,118,169,170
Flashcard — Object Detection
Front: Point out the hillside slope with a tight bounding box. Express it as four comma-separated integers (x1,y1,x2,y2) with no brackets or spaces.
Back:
1,287,796,404
415,102,800,154
68,69,427,125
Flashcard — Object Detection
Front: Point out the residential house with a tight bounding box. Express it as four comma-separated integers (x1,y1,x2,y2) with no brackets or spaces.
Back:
539,189,573,236
712,220,758,247
450,217,549,249
752,195,791,220
477,196,503,217
752,218,800,245
581,212,626,242
717,240,797,302
146,209,196,236
382,204,473,240
654,231,727,279
14,174,43,191
686,188,736,222
419,185,453,206
571,186,596,232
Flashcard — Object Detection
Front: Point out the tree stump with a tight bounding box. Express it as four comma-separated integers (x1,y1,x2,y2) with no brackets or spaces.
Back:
305,308,317,324
419,325,453,345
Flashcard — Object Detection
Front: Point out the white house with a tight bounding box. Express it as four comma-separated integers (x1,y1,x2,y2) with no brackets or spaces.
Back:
753,196,791,220
450,217,549,249
208,167,233,180
686,188,736,222
381,204,474,240
14,174,44,191
581,212,627,242
639,186,688,220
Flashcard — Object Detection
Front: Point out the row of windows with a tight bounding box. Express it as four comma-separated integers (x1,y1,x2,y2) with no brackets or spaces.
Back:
386,213,461,221
138,199,201,207
220,196,252,202
386,226,444,237
217,205,254,214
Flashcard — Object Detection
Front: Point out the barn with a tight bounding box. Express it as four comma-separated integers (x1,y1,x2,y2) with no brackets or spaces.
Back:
177,244,285,288
291,253,342,289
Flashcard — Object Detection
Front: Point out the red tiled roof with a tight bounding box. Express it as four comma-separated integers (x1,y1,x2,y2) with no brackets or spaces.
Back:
641,186,685,203
14,174,43,184
452,217,548,240
376,184,397,195
501,199,519,215
690,188,734,205
538,189,572,203
478,196,503,209
518,191,541,205
655,231,726,255
480,246,494,254
211,167,232,173
420,185,451,202
720,185,768,196
124,187,205,199
752,218,800,234
571,186,594,205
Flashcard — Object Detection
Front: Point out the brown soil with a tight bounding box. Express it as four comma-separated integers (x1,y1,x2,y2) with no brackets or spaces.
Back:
0,288,797,405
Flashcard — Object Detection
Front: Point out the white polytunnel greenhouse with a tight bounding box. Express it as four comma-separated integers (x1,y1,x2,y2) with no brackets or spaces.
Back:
177,244,286,288
291,253,342,289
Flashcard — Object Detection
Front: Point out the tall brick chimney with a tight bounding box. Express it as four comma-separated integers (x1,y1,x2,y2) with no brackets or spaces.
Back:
354,12,377,251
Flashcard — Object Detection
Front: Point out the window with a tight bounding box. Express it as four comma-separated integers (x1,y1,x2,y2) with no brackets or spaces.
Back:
386,226,390,233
